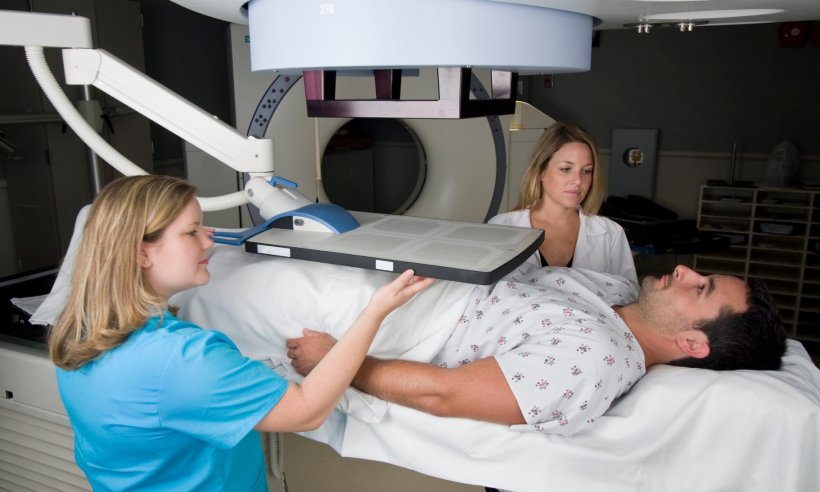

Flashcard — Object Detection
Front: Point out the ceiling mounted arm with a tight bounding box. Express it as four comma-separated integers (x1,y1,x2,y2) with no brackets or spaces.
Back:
0,9,272,212
0,9,91,48
62,49,273,174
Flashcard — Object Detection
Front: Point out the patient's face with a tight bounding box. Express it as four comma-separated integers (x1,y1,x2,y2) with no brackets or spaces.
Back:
637,265,748,334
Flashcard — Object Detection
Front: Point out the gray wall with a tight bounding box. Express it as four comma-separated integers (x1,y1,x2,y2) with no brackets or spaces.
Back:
526,23,820,156
140,0,232,169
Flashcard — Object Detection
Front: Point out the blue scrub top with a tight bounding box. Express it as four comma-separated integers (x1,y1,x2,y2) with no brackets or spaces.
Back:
57,312,289,491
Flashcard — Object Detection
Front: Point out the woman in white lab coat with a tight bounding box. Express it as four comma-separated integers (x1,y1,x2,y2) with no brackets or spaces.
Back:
489,122,637,286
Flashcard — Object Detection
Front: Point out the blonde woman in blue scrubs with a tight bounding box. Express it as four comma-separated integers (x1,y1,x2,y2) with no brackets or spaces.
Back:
490,122,637,286
49,175,432,491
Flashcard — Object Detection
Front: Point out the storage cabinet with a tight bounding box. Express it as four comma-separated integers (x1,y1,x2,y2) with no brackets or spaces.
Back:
694,185,820,342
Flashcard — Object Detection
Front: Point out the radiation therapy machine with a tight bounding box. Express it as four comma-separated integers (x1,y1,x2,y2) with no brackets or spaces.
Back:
1,0,591,285
1,1,820,491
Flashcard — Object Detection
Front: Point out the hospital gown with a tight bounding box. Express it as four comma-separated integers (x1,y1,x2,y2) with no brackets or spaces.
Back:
433,267,645,435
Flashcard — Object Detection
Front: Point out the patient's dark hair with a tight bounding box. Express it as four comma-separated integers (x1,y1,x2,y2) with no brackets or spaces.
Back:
672,278,786,371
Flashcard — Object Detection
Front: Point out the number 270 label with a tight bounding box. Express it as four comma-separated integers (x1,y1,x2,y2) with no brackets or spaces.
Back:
319,3,335,14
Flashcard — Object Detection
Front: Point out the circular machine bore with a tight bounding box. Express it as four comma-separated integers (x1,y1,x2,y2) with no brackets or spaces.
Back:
321,118,427,215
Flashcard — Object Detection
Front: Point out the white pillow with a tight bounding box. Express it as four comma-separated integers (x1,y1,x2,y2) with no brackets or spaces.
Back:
29,205,91,326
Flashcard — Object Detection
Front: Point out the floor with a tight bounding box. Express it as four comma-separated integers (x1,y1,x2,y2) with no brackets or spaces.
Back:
266,433,481,492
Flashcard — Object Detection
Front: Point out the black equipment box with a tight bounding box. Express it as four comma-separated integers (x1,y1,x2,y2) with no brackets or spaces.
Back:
601,195,729,255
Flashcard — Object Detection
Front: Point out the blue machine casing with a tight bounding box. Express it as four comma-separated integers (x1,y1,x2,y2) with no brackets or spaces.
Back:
212,203,359,246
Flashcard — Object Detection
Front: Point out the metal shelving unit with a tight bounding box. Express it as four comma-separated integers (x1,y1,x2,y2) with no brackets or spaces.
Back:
694,185,820,342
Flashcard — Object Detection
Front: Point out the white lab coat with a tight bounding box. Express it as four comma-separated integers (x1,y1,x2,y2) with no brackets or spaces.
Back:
489,208,638,286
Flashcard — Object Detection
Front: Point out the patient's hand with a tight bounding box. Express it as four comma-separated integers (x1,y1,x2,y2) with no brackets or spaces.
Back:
288,328,338,376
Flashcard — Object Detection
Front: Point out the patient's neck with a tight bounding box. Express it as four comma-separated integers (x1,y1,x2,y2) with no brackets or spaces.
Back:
613,304,674,368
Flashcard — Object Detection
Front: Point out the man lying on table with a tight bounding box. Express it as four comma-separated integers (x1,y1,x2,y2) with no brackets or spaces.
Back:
287,265,785,435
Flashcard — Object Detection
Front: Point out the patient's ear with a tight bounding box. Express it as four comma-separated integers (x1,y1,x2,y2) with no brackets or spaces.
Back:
676,330,710,359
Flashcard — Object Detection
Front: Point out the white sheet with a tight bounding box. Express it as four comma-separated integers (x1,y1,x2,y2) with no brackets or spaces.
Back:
29,205,90,326
160,246,820,491
172,245,475,423
342,341,820,491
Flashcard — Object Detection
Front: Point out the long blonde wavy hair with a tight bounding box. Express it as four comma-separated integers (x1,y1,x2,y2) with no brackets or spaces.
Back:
49,175,197,370
513,122,606,215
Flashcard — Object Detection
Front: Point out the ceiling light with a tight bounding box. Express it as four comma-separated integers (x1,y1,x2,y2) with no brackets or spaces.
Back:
643,9,783,21
625,20,709,33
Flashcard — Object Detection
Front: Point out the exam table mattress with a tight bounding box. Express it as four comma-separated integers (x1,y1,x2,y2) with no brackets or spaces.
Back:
170,246,819,492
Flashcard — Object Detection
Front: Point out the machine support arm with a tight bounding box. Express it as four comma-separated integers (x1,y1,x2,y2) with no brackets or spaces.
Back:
61,49,274,174
0,9,278,213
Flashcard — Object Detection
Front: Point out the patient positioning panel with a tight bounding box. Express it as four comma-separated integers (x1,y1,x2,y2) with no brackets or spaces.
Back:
245,211,544,285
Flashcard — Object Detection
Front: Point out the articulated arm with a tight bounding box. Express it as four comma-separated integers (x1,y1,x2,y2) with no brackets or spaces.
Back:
62,49,273,175
0,9,301,217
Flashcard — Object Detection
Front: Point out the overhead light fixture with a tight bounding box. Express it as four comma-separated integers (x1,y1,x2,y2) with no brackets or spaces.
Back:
626,8,784,34
625,20,708,33
643,9,783,21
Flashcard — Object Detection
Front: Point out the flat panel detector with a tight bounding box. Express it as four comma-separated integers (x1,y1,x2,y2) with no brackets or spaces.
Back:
245,212,543,284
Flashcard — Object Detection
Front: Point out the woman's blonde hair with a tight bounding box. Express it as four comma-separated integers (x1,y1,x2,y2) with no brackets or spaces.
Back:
49,175,197,370
513,121,606,215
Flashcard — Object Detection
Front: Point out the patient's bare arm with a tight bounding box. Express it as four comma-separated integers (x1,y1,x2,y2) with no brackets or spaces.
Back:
288,331,525,425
